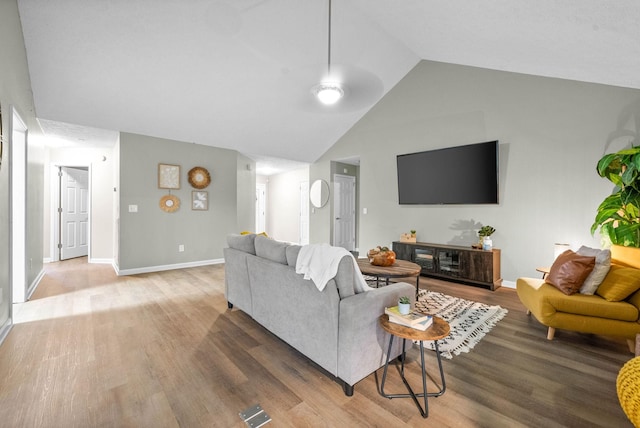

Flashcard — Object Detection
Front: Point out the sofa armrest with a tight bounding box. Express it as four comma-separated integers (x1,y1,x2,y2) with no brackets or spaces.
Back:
337,281,415,386
516,277,559,321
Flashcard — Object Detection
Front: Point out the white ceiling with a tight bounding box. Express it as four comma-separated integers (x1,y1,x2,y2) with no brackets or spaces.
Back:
17,0,640,174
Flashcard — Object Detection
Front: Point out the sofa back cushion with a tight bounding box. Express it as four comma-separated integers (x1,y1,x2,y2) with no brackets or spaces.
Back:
611,245,640,269
546,250,596,295
255,234,288,265
286,245,302,267
596,265,640,302
334,256,356,299
227,233,256,255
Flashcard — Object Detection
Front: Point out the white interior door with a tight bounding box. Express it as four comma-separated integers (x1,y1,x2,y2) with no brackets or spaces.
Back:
299,181,309,245
60,167,89,260
333,174,356,251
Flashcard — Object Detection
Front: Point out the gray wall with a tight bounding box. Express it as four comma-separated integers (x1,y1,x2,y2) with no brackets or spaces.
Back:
312,60,640,283
236,154,255,233
0,0,44,335
26,135,44,288
118,133,240,271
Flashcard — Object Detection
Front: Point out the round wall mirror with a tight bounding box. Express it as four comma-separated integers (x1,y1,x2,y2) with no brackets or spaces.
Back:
310,179,330,208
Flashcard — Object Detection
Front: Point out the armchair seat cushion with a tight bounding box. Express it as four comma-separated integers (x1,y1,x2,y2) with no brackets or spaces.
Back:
518,279,639,322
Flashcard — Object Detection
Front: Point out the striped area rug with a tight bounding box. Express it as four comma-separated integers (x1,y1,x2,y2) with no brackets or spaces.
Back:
414,289,508,359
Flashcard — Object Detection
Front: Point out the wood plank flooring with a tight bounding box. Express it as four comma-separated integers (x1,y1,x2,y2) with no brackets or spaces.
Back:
0,258,634,427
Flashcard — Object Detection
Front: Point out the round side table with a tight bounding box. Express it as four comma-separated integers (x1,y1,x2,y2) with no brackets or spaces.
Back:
536,266,550,279
378,314,450,419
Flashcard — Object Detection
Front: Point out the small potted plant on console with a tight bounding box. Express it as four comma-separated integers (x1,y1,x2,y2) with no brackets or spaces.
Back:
476,225,496,250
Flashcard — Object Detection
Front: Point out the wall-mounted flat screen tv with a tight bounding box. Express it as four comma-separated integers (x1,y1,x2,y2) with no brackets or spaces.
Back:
396,140,499,205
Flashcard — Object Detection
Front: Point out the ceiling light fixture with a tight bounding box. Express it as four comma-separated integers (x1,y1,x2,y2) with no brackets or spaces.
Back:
313,0,343,105
313,83,344,105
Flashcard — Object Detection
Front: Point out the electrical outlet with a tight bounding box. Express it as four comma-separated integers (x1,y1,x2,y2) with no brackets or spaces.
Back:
178,244,184,252
128,205,138,213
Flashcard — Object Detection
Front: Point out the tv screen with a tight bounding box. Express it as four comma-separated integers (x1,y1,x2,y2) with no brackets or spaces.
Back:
396,141,499,205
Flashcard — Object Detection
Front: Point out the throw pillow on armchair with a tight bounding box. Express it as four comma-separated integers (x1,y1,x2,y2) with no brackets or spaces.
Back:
546,250,596,295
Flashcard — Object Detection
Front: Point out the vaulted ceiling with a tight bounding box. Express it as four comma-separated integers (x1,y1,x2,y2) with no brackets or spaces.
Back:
17,0,640,172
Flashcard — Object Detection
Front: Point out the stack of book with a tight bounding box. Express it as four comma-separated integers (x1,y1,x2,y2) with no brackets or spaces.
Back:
385,306,433,331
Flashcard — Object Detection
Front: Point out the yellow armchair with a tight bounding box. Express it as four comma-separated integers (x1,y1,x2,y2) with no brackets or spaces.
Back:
517,245,640,352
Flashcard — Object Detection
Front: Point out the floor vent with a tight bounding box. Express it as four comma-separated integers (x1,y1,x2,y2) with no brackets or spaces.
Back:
239,404,271,427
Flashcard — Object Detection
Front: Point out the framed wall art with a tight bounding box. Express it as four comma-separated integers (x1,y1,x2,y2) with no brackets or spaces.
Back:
188,166,211,189
159,194,180,213
158,163,180,189
192,191,208,210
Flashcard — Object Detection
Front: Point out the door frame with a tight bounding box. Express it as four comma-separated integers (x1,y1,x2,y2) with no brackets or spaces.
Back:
49,163,92,262
10,106,27,303
299,180,309,245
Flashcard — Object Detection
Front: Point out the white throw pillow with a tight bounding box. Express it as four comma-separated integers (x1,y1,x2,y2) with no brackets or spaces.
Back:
577,246,611,295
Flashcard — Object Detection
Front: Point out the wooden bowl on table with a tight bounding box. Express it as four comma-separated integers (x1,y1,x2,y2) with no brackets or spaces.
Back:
368,249,396,267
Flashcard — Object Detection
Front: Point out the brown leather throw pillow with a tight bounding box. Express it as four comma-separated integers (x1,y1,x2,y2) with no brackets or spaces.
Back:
546,250,596,295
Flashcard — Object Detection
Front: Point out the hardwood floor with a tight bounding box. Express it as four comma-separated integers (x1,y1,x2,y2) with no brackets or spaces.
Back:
0,258,634,427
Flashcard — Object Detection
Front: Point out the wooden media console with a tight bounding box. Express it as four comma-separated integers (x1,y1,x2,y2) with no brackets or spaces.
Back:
392,241,502,290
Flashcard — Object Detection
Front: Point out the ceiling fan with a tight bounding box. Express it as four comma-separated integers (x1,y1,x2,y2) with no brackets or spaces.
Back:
308,0,384,111
312,0,343,105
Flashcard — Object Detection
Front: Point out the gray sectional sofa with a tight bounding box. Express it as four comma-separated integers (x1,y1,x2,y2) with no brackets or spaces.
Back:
224,233,416,396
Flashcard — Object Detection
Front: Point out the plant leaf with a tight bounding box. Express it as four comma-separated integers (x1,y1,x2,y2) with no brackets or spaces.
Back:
597,154,619,177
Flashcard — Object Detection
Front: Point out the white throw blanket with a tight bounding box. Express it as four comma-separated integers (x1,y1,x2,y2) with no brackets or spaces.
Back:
295,243,372,293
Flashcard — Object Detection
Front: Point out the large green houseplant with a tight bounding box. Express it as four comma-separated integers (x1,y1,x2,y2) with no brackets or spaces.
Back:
591,145,640,247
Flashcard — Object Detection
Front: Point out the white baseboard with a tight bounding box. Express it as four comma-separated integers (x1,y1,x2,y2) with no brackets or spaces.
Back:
501,280,516,289
0,318,12,346
89,258,113,264
44,257,113,264
115,258,225,276
26,269,45,300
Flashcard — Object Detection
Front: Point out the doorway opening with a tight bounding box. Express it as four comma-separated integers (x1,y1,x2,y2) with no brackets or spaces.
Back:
333,174,356,252
256,182,266,234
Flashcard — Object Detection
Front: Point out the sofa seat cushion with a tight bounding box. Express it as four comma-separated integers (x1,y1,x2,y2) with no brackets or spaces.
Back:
545,288,638,321
517,277,639,322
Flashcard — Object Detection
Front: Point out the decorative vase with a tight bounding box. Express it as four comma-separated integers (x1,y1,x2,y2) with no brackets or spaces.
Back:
398,302,411,315
483,236,493,251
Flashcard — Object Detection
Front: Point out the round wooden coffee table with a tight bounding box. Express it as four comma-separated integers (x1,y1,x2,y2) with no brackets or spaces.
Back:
378,314,450,419
356,258,421,298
